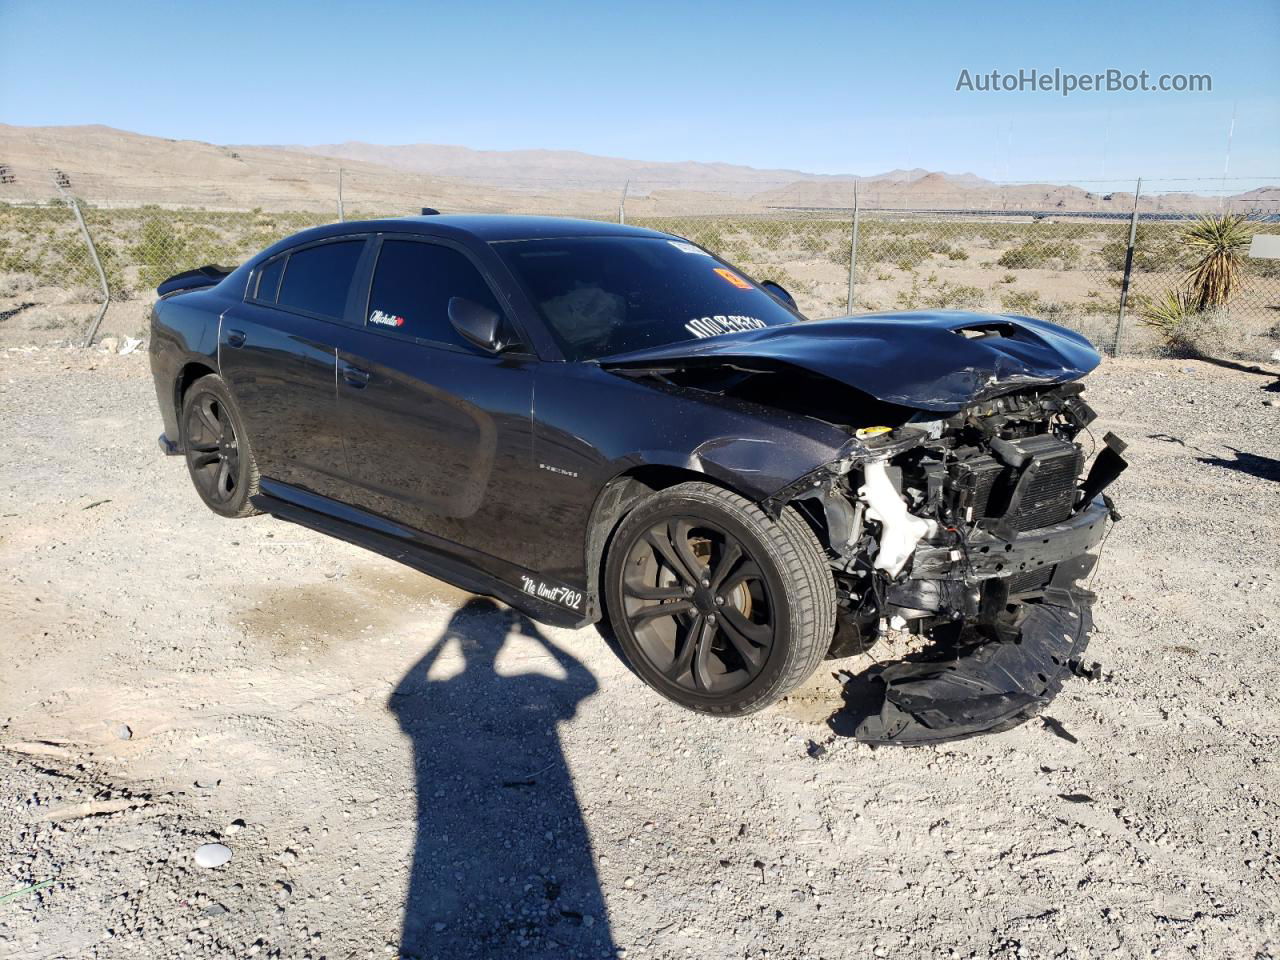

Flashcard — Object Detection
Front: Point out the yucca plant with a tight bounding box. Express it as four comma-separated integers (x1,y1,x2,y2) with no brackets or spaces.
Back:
1180,214,1252,310
1138,288,1194,333
1138,288,1223,354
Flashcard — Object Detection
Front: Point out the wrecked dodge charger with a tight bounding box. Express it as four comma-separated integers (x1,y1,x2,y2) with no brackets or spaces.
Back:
150,215,1125,741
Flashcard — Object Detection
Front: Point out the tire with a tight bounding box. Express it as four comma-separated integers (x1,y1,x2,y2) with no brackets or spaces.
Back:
603,481,835,716
179,373,262,519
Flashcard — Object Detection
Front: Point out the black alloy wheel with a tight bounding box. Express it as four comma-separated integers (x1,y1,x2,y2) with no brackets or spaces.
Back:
604,482,835,716
180,374,261,518
620,516,776,696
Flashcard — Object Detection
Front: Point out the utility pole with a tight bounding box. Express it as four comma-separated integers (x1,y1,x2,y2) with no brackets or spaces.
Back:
846,180,860,315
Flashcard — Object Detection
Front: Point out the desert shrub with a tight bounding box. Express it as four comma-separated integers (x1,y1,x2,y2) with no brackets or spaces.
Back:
890,238,932,271
1100,224,1184,272
1000,290,1044,314
946,247,969,261
924,234,953,255
996,239,1082,270
1136,288,1226,355
924,281,985,309
688,227,724,252
893,276,986,311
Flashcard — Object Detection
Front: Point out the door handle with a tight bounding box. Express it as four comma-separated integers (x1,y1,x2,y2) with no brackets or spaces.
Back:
226,328,247,348
341,363,371,388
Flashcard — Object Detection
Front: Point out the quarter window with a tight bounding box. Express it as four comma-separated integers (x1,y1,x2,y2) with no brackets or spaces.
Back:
254,256,285,303
367,239,504,347
276,240,365,320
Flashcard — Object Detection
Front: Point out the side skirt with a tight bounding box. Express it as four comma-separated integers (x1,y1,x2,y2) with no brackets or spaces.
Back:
251,480,593,629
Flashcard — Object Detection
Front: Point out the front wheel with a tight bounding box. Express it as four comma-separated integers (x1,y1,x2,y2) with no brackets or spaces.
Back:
603,482,835,716
180,373,261,519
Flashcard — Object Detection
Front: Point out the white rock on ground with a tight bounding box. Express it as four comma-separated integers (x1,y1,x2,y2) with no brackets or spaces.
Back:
193,844,233,869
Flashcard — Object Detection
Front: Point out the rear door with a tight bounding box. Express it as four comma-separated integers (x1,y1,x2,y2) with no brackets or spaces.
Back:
218,236,370,500
331,235,540,571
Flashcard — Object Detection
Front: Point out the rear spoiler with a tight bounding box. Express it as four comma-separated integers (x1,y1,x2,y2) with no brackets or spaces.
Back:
156,264,236,298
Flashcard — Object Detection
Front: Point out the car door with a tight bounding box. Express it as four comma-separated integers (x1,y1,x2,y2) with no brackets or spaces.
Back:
331,235,540,572
217,235,369,501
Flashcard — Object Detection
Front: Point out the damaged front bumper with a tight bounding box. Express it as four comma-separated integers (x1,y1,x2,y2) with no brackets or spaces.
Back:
844,501,1112,745
768,404,1126,746
850,574,1095,745
884,495,1110,619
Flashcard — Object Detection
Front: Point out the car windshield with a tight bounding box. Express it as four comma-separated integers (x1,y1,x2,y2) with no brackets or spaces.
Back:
492,236,799,361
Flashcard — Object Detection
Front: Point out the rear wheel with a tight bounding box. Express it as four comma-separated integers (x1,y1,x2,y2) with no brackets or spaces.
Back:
180,374,261,518
603,482,835,716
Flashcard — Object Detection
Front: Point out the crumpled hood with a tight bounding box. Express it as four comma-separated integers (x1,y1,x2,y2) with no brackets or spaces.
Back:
600,310,1101,412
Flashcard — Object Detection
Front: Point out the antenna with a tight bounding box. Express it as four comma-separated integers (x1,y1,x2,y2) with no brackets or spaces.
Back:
1221,101,1237,213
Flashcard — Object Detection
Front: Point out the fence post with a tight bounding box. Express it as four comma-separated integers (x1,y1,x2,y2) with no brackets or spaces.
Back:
1114,177,1142,356
337,167,345,222
618,180,629,224
54,183,111,347
845,180,860,314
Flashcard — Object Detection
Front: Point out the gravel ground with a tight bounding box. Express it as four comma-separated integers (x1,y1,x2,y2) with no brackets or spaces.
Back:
1,342,1277,960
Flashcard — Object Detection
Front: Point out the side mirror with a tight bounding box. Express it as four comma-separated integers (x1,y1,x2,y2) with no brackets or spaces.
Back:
759,280,796,310
448,297,507,352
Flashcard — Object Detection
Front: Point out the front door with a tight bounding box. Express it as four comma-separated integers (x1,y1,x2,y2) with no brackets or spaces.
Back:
332,236,539,573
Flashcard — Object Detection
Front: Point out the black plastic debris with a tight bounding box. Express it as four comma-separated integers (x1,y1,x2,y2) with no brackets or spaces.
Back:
805,740,828,759
844,587,1093,746
1058,793,1095,804
1070,659,1105,681
1041,716,1079,744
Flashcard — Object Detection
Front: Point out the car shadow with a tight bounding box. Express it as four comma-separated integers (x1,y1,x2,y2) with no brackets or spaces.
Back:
825,665,887,738
388,597,617,958
1198,447,1280,483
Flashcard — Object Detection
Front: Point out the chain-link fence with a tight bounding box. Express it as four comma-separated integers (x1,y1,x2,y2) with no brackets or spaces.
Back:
2,175,1277,358
630,210,1132,350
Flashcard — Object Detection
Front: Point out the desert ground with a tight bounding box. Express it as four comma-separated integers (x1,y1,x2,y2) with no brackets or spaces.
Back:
1,336,1277,959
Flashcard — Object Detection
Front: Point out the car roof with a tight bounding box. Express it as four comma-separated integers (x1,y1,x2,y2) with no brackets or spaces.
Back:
281,214,674,246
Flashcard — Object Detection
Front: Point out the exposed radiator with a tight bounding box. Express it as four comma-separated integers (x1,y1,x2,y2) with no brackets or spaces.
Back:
1002,436,1083,531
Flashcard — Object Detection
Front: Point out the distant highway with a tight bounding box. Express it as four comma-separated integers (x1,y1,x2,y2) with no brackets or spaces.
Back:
764,206,1280,222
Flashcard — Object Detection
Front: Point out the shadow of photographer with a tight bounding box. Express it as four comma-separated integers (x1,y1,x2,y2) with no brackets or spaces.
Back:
389,597,617,958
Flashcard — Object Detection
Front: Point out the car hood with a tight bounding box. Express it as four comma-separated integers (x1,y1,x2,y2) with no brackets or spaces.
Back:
599,310,1101,412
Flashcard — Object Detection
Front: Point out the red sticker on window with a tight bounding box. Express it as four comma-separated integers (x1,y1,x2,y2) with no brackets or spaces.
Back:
369,309,405,328
713,267,752,290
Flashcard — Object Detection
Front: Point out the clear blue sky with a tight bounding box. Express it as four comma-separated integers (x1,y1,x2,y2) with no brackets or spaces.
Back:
1,0,1277,184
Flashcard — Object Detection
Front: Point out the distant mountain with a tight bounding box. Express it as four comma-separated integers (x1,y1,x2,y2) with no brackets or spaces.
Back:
262,140,992,194
1,125,1273,217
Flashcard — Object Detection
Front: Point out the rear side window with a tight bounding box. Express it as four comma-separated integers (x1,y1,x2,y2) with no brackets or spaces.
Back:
276,240,365,320
254,256,285,303
366,239,503,347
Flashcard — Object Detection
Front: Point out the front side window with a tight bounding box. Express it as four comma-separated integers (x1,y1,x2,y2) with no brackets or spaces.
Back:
275,240,365,320
365,239,504,348
492,236,798,361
